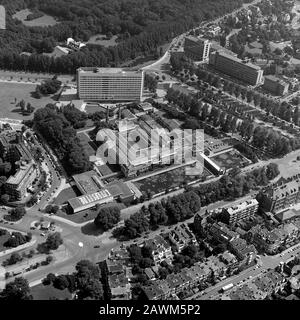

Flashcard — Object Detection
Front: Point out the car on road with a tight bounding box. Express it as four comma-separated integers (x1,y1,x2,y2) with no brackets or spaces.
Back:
40,233,46,237
94,245,100,248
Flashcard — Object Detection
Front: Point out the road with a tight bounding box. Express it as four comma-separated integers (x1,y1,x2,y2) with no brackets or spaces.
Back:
0,130,121,286
0,0,267,289
188,242,300,300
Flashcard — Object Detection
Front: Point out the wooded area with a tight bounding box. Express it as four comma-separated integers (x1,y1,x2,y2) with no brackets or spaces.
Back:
0,0,245,73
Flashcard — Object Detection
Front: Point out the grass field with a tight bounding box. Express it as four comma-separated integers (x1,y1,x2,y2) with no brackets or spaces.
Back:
134,165,213,197
0,233,10,252
0,82,55,120
53,186,81,206
87,34,118,47
211,150,250,170
13,9,58,27
31,283,72,300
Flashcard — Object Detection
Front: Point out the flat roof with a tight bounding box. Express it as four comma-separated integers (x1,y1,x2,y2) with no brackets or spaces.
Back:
6,160,34,186
77,67,142,75
68,189,112,210
226,199,258,215
185,35,209,44
106,181,133,199
215,51,261,70
72,170,102,194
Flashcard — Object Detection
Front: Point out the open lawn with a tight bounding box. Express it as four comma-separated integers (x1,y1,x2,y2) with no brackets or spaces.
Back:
87,34,118,47
211,150,250,170
53,186,81,206
56,202,126,224
13,9,58,27
31,283,72,300
134,165,213,197
0,82,55,120
0,233,10,252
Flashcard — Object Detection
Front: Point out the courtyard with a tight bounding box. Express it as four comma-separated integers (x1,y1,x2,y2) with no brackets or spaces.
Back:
211,150,251,171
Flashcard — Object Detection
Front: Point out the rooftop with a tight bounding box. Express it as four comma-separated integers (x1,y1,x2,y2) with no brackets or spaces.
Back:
77,67,142,76
226,199,258,215
72,170,103,194
68,189,113,210
6,160,35,186
215,51,262,71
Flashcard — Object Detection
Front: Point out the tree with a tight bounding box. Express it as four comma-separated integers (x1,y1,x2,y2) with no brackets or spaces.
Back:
0,277,32,300
0,194,10,205
75,260,103,300
9,207,26,221
54,275,70,290
2,253,23,266
45,232,63,250
43,273,56,285
94,207,121,231
144,74,158,93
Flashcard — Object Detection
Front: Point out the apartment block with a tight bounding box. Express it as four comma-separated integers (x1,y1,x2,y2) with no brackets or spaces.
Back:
77,67,144,102
5,160,37,201
209,51,263,85
224,199,259,225
184,36,211,61
263,75,289,96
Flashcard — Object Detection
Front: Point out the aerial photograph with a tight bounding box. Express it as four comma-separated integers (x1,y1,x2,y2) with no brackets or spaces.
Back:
0,0,300,313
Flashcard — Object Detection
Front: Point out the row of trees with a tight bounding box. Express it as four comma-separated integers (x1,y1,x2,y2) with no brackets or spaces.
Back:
196,67,300,126
170,55,300,127
112,163,279,240
165,86,300,158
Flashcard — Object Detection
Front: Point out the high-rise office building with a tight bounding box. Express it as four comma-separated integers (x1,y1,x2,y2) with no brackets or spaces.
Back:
184,36,211,61
77,67,144,102
209,51,263,86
